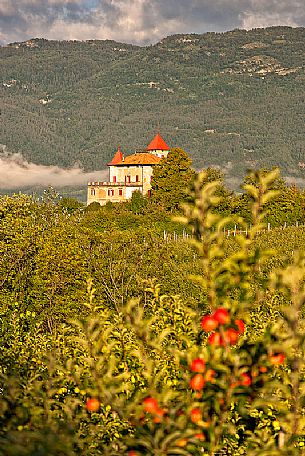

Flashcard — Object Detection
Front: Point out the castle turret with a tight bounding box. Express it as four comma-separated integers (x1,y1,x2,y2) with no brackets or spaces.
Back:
107,146,124,165
146,133,170,158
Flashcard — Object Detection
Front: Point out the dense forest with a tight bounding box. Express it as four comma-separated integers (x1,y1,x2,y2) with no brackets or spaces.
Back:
1,26,304,186
2,166,305,454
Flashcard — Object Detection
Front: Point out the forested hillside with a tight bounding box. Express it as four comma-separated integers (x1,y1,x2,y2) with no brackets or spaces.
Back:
0,26,304,183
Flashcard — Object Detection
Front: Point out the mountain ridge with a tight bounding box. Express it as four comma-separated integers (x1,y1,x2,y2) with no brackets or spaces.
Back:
1,26,304,187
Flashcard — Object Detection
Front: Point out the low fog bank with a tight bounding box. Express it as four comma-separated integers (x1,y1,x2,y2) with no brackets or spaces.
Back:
2,148,305,194
0,148,107,190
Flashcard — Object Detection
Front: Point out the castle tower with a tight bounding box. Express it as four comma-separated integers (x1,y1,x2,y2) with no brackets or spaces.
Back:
146,132,170,158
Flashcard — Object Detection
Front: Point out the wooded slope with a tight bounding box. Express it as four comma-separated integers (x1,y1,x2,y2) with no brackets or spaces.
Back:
1,26,304,182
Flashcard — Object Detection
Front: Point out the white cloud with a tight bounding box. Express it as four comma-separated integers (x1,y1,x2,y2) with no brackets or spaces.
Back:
0,0,304,45
241,12,298,29
240,0,304,29
0,149,107,189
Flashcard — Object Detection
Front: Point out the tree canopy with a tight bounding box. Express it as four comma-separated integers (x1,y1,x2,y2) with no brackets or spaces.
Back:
151,148,195,211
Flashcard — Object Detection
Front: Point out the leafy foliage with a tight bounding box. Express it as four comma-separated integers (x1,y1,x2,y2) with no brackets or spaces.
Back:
2,170,305,454
151,148,195,211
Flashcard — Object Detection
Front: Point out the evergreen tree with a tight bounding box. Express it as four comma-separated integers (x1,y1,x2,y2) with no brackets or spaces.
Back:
151,148,195,211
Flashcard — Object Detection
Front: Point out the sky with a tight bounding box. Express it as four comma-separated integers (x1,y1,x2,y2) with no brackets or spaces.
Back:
0,0,304,46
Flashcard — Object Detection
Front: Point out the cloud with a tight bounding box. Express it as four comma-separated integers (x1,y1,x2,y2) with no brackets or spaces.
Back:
240,0,305,29
0,0,304,45
0,147,107,189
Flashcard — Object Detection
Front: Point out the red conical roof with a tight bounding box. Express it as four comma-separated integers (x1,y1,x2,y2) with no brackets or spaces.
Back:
108,147,124,165
146,133,170,151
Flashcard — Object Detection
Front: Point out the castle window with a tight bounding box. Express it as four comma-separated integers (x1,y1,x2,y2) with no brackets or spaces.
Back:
119,188,123,196
113,176,117,183
108,189,114,197
91,188,95,196
136,175,139,182
126,175,131,183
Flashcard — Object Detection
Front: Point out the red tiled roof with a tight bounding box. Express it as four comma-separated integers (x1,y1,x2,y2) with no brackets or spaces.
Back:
146,133,170,151
108,147,124,165
115,153,162,166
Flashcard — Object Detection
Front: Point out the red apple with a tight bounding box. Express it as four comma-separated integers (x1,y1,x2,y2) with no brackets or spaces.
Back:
223,327,239,345
241,372,251,386
201,315,218,332
194,433,205,440
190,358,205,373
143,396,158,413
190,373,205,390
86,397,100,412
213,308,230,324
207,332,224,346
235,319,245,334
270,353,285,365
190,407,202,423
153,408,165,423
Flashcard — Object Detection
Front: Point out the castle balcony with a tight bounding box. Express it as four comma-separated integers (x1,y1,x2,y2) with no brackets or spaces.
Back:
88,181,143,187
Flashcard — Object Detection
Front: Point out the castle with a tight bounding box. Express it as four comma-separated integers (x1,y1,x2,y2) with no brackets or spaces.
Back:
87,133,170,206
